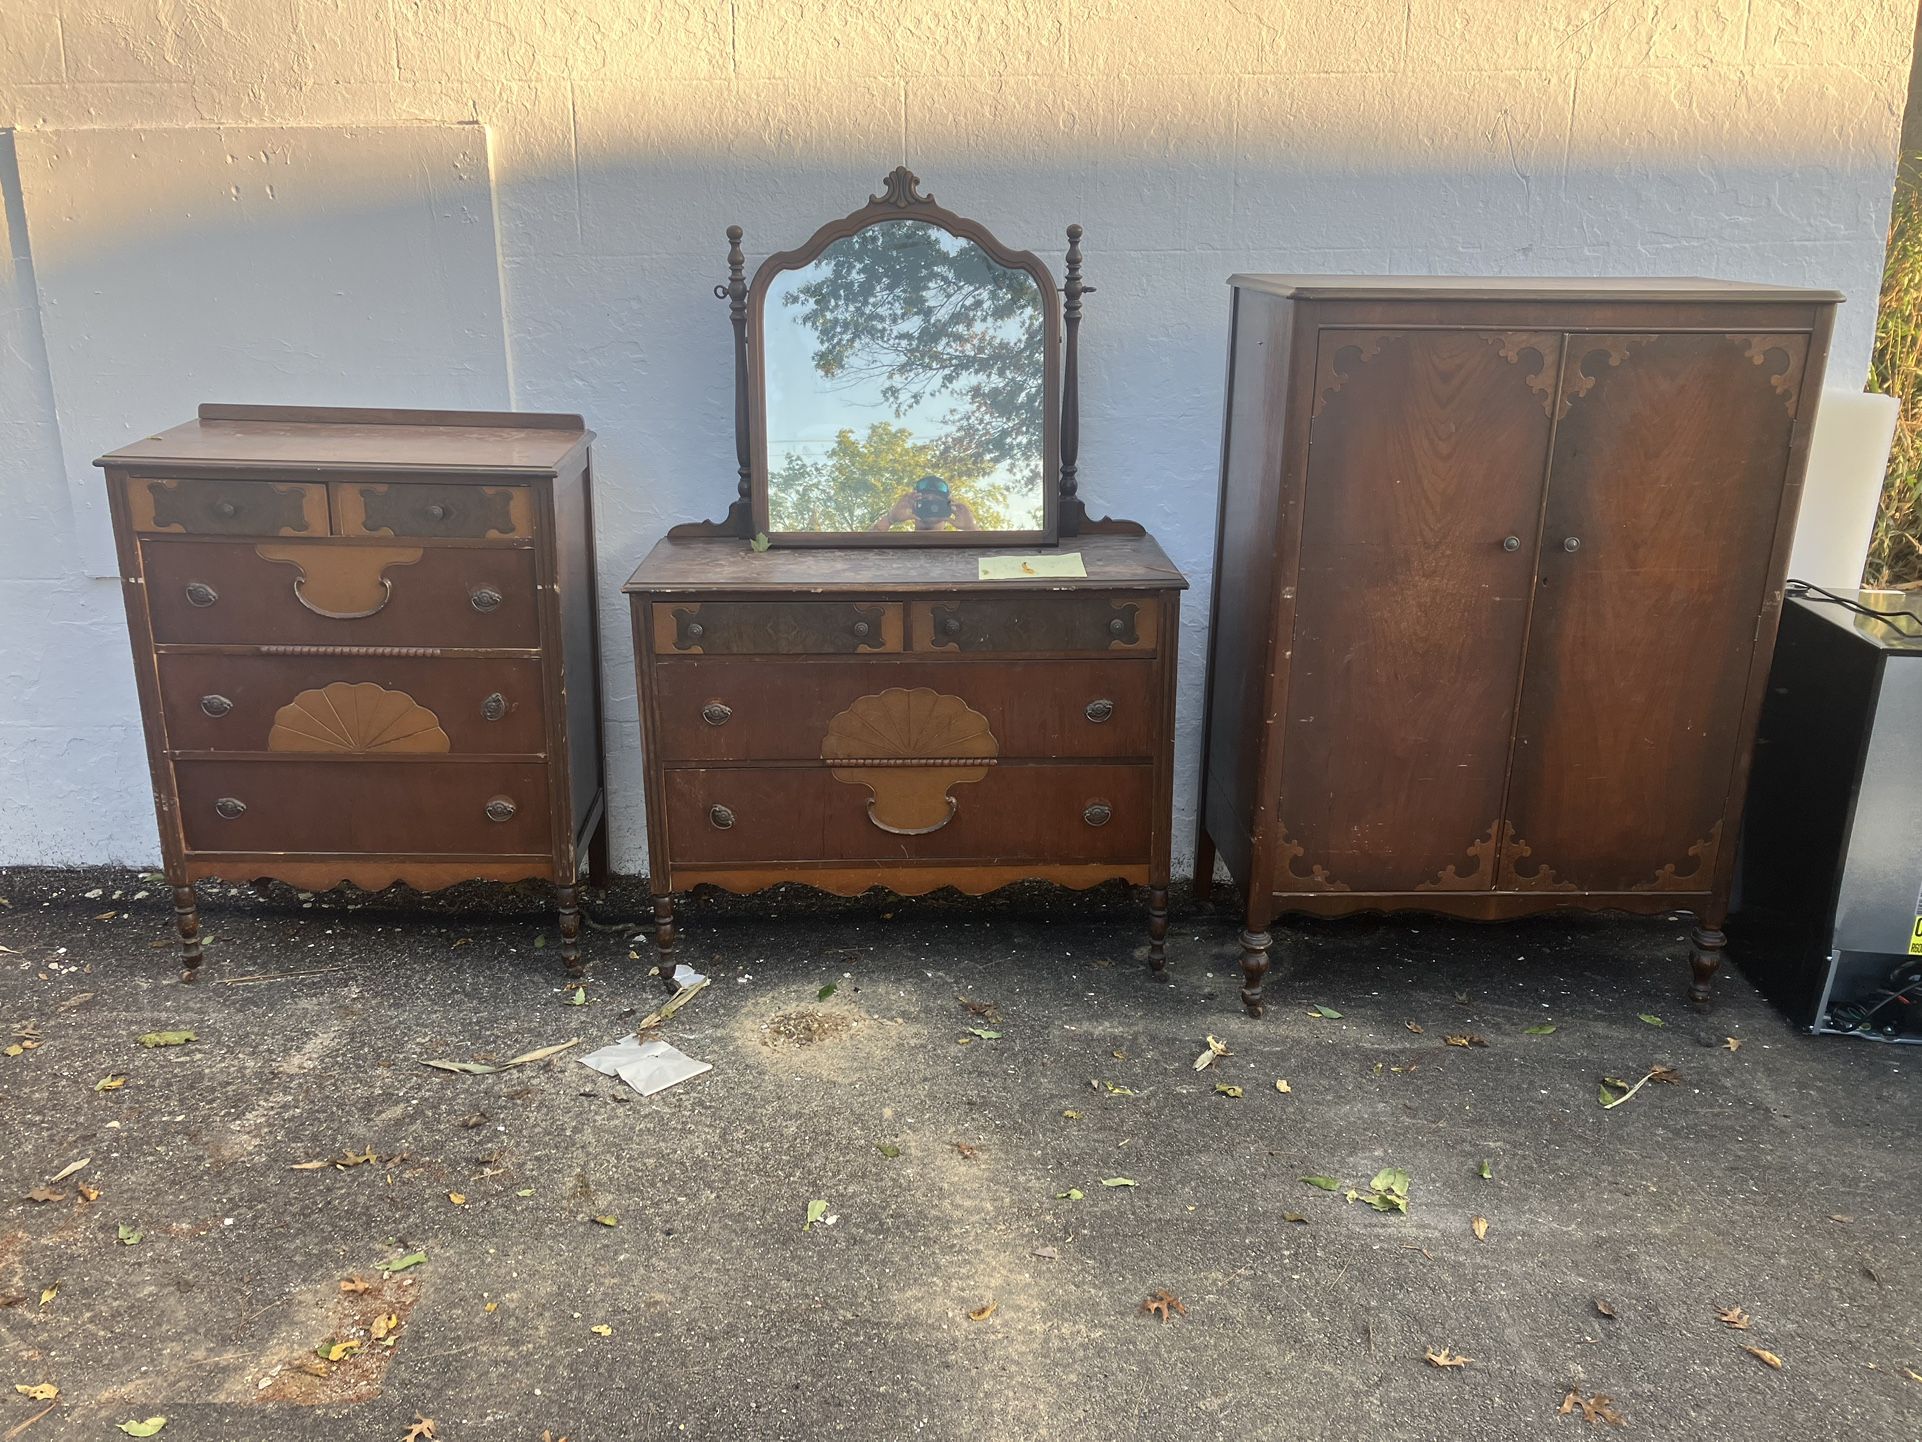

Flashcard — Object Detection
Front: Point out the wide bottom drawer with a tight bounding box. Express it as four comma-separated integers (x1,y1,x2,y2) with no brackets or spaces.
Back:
176,760,551,855
665,763,1151,865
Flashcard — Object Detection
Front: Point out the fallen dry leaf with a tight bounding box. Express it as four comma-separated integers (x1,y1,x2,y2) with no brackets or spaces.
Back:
1560,1389,1625,1425
1140,1290,1187,1323
1275,1078,1291,1093
1745,1346,1784,1370
953,1142,979,1160
589,1324,613,1337
23,1189,64,1205
402,1416,437,1441
1445,1033,1487,1048
1724,1036,1742,1051
370,1313,400,1341
1717,1305,1751,1330
78,1184,100,1203
1594,1298,1617,1319
290,1160,329,1171
448,1192,466,1206
1425,1347,1472,1368
1405,1021,1424,1034
967,1300,998,1322
12,1385,57,1401
1471,1215,1489,1242
338,1277,370,1295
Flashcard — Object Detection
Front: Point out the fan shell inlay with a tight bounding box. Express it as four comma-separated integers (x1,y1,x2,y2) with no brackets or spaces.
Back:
821,688,998,834
268,681,451,754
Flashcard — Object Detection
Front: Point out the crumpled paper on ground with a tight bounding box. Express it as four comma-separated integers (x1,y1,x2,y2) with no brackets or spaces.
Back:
580,1035,711,1097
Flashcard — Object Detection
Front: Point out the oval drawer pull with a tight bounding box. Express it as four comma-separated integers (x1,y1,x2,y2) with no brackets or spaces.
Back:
185,581,219,608
1085,698,1114,723
425,503,450,522
470,587,504,614
709,804,736,830
1083,800,1113,828
480,691,509,722
484,796,517,823
214,796,247,819
199,694,233,718
294,575,392,620
701,702,733,726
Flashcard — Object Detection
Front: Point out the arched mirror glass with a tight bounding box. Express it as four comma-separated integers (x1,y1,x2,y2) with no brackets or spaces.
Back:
750,177,1060,546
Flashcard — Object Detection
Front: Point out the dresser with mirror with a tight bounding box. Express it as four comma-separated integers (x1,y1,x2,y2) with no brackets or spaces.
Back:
623,168,1186,967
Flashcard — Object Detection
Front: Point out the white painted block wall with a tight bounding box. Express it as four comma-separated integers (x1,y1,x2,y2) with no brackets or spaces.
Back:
0,0,1913,873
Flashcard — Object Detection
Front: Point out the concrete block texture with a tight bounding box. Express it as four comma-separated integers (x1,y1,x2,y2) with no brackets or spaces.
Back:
0,0,1913,868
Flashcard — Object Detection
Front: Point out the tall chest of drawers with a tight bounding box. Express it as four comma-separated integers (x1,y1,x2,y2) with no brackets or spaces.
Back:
624,534,1185,962
99,404,606,977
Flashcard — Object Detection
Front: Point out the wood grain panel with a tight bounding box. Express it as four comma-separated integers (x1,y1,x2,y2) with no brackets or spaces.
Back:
1501,331,1808,892
335,481,535,539
651,600,903,655
1276,328,1558,893
650,657,1157,762
128,477,328,536
910,594,1157,654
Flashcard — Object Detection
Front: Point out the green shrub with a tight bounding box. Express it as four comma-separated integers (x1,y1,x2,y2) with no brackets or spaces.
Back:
1869,170,1922,589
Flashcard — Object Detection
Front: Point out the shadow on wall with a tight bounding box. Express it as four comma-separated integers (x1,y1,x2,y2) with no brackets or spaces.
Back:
0,128,1897,869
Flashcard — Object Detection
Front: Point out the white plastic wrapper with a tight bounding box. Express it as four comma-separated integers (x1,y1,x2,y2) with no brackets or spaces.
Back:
580,1035,712,1096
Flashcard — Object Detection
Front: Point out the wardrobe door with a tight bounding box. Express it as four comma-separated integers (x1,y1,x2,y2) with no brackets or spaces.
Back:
1499,331,1810,895
1275,328,1557,894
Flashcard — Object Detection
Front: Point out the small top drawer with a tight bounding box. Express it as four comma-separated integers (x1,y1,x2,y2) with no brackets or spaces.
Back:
334,481,536,540
651,600,903,655
142,539,542,649
127,477,328,537
910,594,1159,655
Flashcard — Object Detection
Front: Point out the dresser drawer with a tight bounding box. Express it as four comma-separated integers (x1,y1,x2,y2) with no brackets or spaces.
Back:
156,655,547,755
909,594,1159,654
665,763,1151,864
127,477,329,537
176,759,551,854
651,600,903,655
651,659,1158,763
143,539,541,649
334,481,536,540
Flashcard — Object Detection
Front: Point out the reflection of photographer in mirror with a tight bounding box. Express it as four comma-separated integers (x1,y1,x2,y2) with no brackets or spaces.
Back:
869,475,979,533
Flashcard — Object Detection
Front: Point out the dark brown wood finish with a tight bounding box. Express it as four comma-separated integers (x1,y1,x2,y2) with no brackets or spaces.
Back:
626,534,1185,965
1198,278,1839,1015
100,404,604,978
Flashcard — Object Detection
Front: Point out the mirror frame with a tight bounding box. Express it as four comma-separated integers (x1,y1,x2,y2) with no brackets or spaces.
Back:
744,168,1062,548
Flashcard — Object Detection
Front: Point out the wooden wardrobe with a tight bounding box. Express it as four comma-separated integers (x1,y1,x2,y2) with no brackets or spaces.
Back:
1195,277,1839,1015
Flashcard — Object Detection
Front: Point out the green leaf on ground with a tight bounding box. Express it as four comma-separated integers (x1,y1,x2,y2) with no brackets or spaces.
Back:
115,1224,142,1246
1639,1013,1665,1028
1300,1175,1343,1191
1369,1168,1410,1198
804,1199,828,1231
875,1143,901,1159
1309,1005,1343,1019
564,987,587,1006
1478,1159,1494,1180
1214,1083,1243,1098
315,1339,360,1362
1100,1177,1137,1188
591,1215,618,1227
533,935,548,949
818,984,838,1001
750,532,772,553
136,1030,194,1048
378,1251,427,1274
1056,1188,1084,1200
116,1420,167,1437
1523,1023,1557,1035
967,1027,1002,1041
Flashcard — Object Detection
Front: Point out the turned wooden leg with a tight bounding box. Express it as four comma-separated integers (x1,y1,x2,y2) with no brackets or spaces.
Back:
558,882,584,977
1147,885,1169,975
1238,929,1273,1017
172,883,203,983
1689,925,1725,1007
1193,828,1216,905
652,894,677,988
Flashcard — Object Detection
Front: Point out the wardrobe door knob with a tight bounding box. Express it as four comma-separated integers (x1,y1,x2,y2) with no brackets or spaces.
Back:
1502,535,1521,552
480,691,509,722
1563,536,1582,553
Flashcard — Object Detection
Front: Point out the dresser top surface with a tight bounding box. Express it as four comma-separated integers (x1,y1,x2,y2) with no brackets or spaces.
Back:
624,532,1187,594
1228,273,1846,303
96,404,592,474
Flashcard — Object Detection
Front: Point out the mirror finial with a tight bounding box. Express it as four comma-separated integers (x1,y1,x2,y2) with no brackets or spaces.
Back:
871,166,937,210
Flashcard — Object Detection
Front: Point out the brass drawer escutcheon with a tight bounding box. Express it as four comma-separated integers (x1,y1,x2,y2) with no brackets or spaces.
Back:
214,796,247,819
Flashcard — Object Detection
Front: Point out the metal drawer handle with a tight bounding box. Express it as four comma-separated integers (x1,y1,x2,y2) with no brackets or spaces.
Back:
1085,698,1114,724
1107,617,1126,636
1502,535,1521,552
199,694,233,718
709,804,735,830
1562,536,1582,553
214,796,247,819
851,619,872,639
470,587,503,613
425,503,449,522
484,796,517,823
686,621,705,640
185,581,219,608
942,616,961,636
211,499,240,519
702,702,732,726
294,575,392,620
1083,801,1113,828
480,691,508,722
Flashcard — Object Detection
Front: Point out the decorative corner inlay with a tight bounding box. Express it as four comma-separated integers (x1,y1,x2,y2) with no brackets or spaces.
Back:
871,165,936,210
267,681,450,754
821,688,997,835
1632,821,1722,892
1732,334,1807,418
1310,332,1390,418
1557,336,1657,419
1415,822,1500,892
1496,820,1577,892
1484,332,1557,417
1274,827,1350,893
